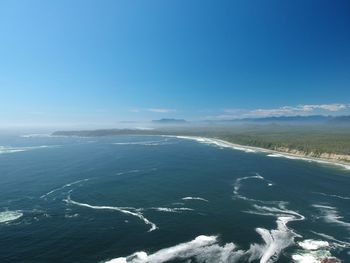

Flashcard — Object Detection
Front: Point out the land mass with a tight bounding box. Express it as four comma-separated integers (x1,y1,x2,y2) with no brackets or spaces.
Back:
52,124,350,164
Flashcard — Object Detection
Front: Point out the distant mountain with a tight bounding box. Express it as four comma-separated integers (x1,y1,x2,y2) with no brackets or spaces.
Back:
210,115,350,125
152,118,187,124
328,115,350,124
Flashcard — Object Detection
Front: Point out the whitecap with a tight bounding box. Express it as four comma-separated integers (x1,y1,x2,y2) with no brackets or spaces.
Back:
298,239,329,250
104,235,242,263
149,207,194,213
0,145,60,155
113,139,170,146
0,211,23,224
310,231,350,248
20,134,51,138
182,197,209,202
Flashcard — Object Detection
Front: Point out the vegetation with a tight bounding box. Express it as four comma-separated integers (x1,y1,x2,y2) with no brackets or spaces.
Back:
53,124,350,160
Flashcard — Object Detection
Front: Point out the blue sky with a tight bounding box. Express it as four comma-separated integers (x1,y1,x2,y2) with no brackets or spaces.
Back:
1,0,350,128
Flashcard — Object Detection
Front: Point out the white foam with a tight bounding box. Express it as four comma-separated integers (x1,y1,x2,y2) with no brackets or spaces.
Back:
20,134,51,138
313,204,350,232
113,139,169,146
165,136,259,153
268,154,350,171
116,170,140,176
233,174,265,196
108,200,305,262
244,201,306,263
64,196,157,232
292,250,335,263
149,207,194,213
298,240,329,250
310,231,350,248
0,145,60,154
182,197,209,202
313,192,350,200
0,211,23,224
40,178,90,199
104,235,243,263
164,135,350,171
232,174,277,204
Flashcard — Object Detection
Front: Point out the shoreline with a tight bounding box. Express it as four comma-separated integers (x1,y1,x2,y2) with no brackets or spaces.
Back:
163,135,350,171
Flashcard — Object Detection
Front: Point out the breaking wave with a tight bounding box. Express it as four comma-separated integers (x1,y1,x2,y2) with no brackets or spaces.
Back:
20,134,52,138
0,145,60,154
233,174,306,263
165,136,258,153
148,207,194,213
0,210,23,224
182,197,209,202
165,135,350,170
113,139,170,146
105,173,306,263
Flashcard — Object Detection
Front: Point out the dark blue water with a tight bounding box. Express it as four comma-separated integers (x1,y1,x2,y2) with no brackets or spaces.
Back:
0,135,349,263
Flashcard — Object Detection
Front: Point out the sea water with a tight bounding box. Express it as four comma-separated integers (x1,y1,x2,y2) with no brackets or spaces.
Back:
0,135,349,262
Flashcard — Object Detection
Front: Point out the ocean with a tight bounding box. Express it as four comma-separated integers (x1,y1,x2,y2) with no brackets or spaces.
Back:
0,134,349,263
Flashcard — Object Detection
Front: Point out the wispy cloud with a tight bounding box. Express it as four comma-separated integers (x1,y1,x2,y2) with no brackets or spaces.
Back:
299,104,346,112
129,108,176,114
207,103,348,120
147,108,176,113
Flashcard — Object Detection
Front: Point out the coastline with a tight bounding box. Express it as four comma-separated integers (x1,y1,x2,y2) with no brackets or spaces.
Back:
163,135,350,171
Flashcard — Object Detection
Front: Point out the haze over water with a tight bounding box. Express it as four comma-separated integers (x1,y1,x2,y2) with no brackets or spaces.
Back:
0,135,349,262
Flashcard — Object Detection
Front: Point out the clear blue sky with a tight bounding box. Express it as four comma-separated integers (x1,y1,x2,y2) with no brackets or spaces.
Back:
1,0,350,128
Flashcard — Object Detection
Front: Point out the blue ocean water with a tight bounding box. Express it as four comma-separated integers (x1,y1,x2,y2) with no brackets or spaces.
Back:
0,135,349,263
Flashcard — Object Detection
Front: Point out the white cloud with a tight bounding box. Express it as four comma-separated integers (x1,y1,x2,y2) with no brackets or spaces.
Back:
300,103,346,112
147,108,176,113
209,103,348,120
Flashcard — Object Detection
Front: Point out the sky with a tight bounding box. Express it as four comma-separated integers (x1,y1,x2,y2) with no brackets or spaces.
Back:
1,0,350,128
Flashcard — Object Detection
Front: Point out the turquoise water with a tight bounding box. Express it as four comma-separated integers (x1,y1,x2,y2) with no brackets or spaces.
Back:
0,135,349,262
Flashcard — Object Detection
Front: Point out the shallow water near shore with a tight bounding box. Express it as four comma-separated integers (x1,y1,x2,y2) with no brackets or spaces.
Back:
0,135,349,262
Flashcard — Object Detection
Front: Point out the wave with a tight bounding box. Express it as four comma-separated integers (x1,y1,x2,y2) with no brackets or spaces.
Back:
310,231,350,248
244,204,305,263
182,197,209,202
164,135,350,171
116,170,141,176
64,196,157,232
292,250,332,263
267,154,350,171
20,134,51,138
313,192,350,200
298,239,329,250
148,207,194,213
0,210,23,224
232,173,306,263
164,136,258,153
312,204,350,232
104,201,305,262
40,178,90,199
113,139,170,146
0,145,60,154
104,235,244,263
291,238,344,263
